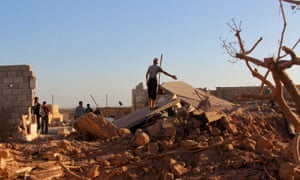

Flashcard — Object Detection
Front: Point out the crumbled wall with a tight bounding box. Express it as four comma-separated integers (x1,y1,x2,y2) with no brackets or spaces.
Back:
0,65,35,138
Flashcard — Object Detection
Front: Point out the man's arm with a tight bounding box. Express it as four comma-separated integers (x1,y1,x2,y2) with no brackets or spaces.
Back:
146,70,149,81
161,70,177,80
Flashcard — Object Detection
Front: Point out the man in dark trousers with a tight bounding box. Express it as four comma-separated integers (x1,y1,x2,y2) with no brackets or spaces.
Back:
32,96,41,132
41,101,50,134
146,57,177,110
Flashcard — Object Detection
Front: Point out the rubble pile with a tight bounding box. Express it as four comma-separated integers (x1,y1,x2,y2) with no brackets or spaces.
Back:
0,101,298,179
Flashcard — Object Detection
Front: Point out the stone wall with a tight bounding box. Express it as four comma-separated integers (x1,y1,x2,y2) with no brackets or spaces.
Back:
0,65,36,138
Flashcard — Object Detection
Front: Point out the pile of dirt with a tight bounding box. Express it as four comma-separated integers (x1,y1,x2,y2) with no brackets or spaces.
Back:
0,102,298,179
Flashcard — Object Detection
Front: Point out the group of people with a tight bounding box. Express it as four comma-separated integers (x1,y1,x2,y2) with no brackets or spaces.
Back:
31,96,50,134
74,101,94,119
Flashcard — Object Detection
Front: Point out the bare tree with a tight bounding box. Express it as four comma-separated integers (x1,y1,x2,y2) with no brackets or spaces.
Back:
222,0,300,163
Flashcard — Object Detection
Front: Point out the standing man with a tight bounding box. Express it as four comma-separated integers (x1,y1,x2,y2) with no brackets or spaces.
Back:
41,101,50,134
85,103,93,113
32,96,41,132
146,57,177,110
74,101,85,119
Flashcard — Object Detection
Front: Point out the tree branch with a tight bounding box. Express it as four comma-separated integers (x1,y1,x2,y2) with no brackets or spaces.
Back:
283,0,300,5
246,37,263,54
235,54,269,68
277,0,287,60
277,46,300,69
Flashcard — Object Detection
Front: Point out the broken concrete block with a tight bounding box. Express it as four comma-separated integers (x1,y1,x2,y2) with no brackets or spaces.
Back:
159,140,174,152
117,128,132,138
180,140,198,148
279,161,296,180
134,146,147,158
86,165,100,179
114,151,133,166
162,171,174,180
205,111,226,123
209,126,221,137
57,127,71,137
255,135,273,153
73,112,118,139
243,138,256,152
223,143,234,151
164,126,176,137
135,131,150,146
57,139,74,152
146,123,162,137
147,142,159,154
0,157,6,170
0,149,10,159
169,158,189,177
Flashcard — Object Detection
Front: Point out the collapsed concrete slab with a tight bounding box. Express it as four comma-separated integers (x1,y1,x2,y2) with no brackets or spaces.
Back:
160,81,234,111
73,112,118,139
113,95,180,129
115,81,235,130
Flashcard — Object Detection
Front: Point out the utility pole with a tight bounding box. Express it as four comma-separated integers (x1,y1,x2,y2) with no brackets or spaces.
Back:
106,93,108,107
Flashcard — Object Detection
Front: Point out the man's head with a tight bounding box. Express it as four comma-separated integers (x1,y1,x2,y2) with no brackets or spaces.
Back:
79,101,83,106
153,58,159,65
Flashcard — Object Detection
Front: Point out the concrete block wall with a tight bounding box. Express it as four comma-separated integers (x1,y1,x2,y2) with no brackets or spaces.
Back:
131,82,148,111
214,86,265,102
214,86,298,102
0,65,35,138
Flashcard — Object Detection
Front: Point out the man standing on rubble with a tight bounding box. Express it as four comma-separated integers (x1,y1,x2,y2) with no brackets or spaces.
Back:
146,57,177,110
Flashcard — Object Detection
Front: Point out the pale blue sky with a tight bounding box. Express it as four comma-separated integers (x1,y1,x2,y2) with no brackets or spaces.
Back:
0,1,299,108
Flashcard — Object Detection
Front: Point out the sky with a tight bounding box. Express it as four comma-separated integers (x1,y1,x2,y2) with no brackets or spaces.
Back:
0,0,299,108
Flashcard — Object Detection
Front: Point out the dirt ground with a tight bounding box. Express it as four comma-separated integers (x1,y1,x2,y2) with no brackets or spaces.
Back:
0,101,298,180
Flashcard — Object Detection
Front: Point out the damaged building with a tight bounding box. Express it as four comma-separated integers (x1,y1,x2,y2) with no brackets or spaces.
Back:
0,65,64,141
0,65,36,139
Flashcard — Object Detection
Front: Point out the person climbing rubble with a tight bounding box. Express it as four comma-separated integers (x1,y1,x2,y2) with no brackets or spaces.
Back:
146,57,177,110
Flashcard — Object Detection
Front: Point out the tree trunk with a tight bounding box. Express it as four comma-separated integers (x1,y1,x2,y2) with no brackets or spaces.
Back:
276,69,300,113
271,69,300,134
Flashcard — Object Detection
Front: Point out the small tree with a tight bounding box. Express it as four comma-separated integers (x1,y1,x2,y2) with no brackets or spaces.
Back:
222,0,300,163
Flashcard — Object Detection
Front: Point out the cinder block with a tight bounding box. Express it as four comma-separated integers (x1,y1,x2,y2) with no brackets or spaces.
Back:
3,89,12,95
7,72,16,77
13,77,24,83
3,77,13,83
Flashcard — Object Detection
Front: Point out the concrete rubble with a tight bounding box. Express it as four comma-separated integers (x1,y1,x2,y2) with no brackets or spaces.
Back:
0,81,299,179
